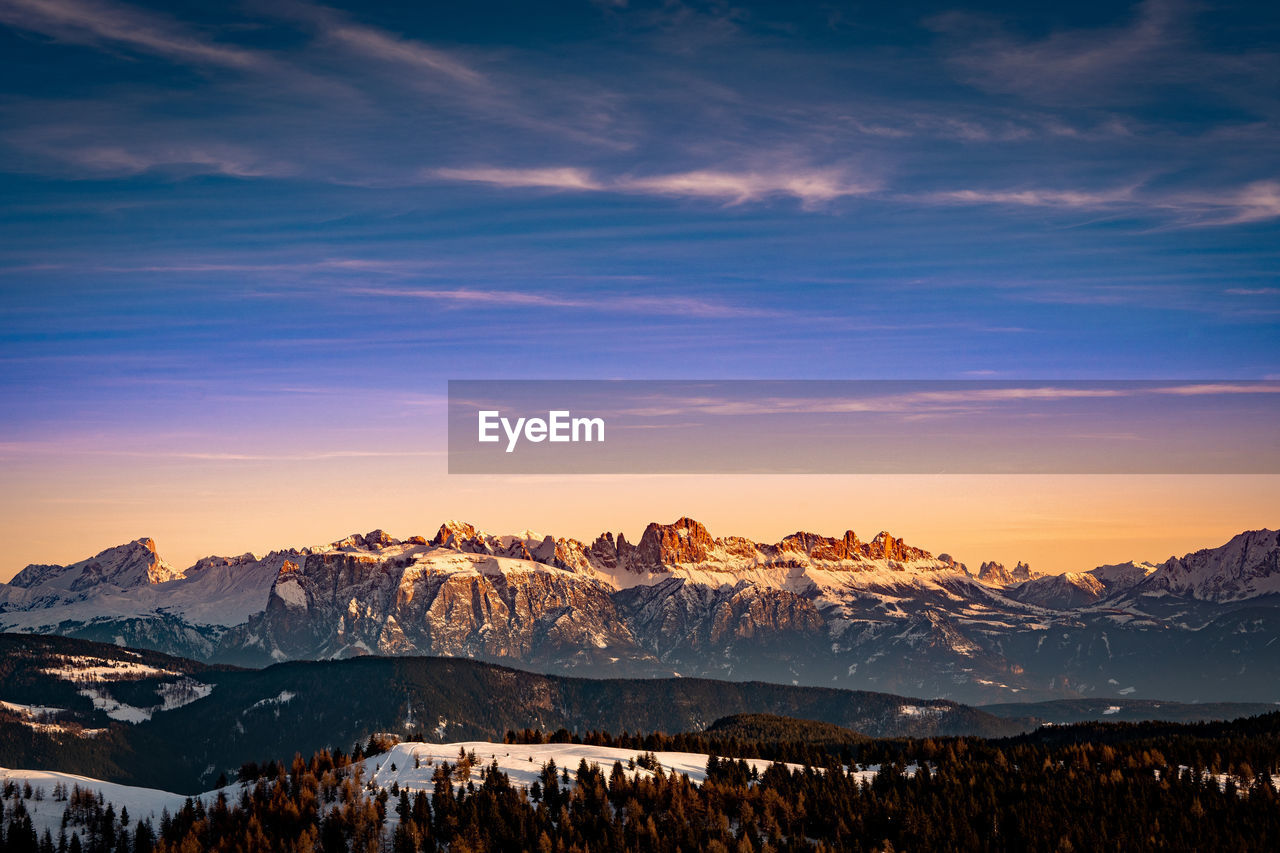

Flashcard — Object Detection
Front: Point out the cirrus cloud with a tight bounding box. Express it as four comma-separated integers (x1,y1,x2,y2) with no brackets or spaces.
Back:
430,164,877,206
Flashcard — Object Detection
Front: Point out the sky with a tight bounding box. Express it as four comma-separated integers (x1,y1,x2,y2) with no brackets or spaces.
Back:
1,0,1278,577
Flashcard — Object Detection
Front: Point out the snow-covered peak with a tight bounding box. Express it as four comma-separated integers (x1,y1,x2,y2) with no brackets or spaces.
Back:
9,538,178,592
1011,571,1105,609
1137,529,1280,602
1088,560,1158,591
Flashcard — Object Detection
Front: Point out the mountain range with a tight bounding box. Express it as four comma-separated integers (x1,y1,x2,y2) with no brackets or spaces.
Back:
2,518,1278,703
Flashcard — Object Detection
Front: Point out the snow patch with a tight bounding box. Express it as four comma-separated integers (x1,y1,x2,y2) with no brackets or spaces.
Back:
247,691,296,712
41,656,179,682
273,577,307,608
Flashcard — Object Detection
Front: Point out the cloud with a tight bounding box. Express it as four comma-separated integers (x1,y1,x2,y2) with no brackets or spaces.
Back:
0,441,443,462
349,286,774,318
431,165,875,206
49,143,295,178
318,21,486,87
162,450,444,461
433,167,602,191
930,0,1186,104
1151,383,1280,396
921,180,1280,225
612,382,1280,418
0,0,262,69
927,187,1136,209
1182,181,1280,225
617,169,872,205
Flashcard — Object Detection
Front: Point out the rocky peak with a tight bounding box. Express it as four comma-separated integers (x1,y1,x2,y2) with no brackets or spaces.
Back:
866,531,927,562
627,517,715,572
432,520,480,548
1011,561,1040,582
187,552,260,574
977,561,1015,587
975,559,1038,587
585,532,621,569
333,530,400,551
778,530,862,561
363,529,398,548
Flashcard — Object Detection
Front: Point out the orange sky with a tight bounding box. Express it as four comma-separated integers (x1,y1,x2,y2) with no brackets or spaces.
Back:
2,446,1276,580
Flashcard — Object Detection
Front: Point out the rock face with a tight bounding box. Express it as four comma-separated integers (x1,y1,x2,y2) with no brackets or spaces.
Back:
3,522,1280,704
240,548,656,671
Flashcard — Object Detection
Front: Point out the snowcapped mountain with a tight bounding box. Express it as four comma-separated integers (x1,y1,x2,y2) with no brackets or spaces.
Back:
6,538,179,594
1127,529,1280,603
0,539,286,659
1011,561,1158,610
2,520,1278,703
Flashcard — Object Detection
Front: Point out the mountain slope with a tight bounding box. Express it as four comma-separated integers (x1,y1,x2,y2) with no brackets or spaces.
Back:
0,634,1027,792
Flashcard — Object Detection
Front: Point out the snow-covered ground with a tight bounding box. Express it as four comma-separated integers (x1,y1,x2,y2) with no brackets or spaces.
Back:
0,768,191,840
41,656,178,682
361,741,809,793
0,700,64,718
1,740,832,841
13,657,217,724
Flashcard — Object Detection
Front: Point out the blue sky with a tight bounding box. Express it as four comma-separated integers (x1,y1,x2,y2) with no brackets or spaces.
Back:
0,0,1277,573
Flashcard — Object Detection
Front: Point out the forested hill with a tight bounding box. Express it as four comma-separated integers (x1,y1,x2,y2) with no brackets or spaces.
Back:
1,633,1024,792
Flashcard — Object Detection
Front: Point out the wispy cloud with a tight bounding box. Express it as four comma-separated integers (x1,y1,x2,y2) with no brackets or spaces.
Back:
1174,181,1280,225
0,441,443,462
161,449,444,461
433,167,602,191
613,382,1280,418
0,0,263,69
50,143,294,178
324,24,485,87
930,0,1186,104
927,187,1135,209
277,1,486,87
1151,383,1280,396
920,180,1280,225
617,169,874,205
431,165,876,206
348,286,775,318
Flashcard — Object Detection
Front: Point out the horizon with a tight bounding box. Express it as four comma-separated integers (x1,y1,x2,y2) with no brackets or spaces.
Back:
4,486,1275,582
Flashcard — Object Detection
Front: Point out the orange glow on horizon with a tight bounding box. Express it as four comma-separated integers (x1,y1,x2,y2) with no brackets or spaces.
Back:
1,448,1276,581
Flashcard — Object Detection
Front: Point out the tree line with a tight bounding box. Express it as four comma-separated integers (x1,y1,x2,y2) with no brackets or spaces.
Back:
6,721,1280,851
